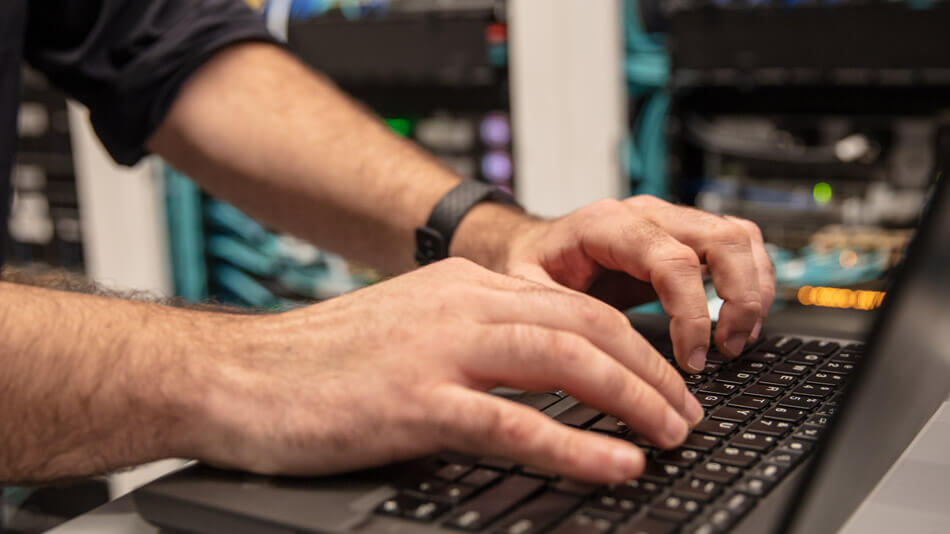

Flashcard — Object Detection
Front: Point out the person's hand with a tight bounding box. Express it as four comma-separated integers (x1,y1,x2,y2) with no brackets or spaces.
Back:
468,196,775,374
181,258,704,483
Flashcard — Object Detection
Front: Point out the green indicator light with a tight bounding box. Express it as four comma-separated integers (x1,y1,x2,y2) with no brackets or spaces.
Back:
813,182,833,205
385,118,413,138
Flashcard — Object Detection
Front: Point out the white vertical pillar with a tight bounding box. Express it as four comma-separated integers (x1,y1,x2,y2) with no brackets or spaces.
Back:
508,0,627,217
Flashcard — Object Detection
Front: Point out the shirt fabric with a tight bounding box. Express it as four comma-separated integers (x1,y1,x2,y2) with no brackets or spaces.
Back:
0,0,276,265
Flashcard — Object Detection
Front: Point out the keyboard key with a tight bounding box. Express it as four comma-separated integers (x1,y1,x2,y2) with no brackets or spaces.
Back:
831,352,861,364
819,361,855,375
746,418,793,436
649,494,702,523
711,447,759,468
798,340,839,356
757,373,798,386
619,517,678,534
743,384,784,398
610,479,662,503
445,476,545,531
843,343,865,354
730,431,778,452
376,493,449,522
766,450,803,468
702,361,721,374
706,351,729,364
816,404,838,417
793,383,834,398
681,433,720,452
806,414,832,427
590,415,629,435
673,477,722,502
436,463,473,481
693,461,742,484
763,406,807,423
587,494,638,517
781,439,813,454
692,509,735,532
493,491,583,534
694,419,738,437
550,512,614,534
656,448,702,468
709,406,755,424
720,492,755,517
785,353,823,366
640,461,683,484
698,382,740,396
792,425,823,441
521,466,558,480
461,468,502,488
736,477,771,497
751,462,789,484
682,374,705,385
552,479,598,496
555,403,603,428
514,392,563,411
696,394,723,408
727,395,770,410
808,372,845,387
778,394,821,410
771,362,811,376
714,371,754,385
731,360,768,374
759,336,801,355
478,457,517,471
744,351,781,364
434,483,475,504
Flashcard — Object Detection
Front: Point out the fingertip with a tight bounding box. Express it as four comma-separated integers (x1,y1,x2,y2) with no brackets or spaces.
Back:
686,347,707,374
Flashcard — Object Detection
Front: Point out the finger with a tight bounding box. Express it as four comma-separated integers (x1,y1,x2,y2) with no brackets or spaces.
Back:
432,385,645,484
463,324,690,449
725,215,775,339
628,197,762,357
475,278,703,424
571,199,711,374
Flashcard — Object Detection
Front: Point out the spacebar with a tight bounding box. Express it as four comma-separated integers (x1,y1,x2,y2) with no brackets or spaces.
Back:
493,491,582,534
444,475,545,531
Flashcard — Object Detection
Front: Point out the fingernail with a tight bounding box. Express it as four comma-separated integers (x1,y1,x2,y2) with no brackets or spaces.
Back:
750,319,762,342
683,388,704,425
611,446,643,478
724,334,746,356
687,348,707,373
664,405,689,445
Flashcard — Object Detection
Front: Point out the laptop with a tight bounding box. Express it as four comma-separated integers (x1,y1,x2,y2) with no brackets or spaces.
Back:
133,175,950,533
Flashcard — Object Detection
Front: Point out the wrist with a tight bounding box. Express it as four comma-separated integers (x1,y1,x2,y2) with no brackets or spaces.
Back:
449,202,545,273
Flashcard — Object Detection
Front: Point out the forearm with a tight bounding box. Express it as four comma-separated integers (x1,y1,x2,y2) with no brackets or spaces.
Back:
148,42,530,274
0,282,229,484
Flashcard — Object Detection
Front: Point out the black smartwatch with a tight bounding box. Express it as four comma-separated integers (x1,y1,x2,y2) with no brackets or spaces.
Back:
415,181,520,266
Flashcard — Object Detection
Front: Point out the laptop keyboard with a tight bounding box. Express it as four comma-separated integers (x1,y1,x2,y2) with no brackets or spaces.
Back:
372,335,864,533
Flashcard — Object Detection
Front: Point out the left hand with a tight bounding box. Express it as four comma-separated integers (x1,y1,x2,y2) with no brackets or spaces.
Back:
481,196,775,374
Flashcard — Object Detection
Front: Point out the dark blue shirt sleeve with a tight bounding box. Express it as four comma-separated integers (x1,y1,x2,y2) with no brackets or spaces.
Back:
24,0,278,165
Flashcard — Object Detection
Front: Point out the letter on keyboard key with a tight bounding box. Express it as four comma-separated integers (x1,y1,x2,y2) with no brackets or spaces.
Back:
694,419,738,436
493,491,582,534
746,417,793,436
445,476,545,531
709,406,755,423
727,395,770,410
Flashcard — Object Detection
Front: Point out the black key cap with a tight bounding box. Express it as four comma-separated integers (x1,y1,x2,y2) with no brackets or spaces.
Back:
806,414,832,427
781,439,813,455
694,419,738,437
691,509,735,533
720,492,755,517
778,394,821,411
478,457,518,471
611,479,663,503
747,418,793,436
792,425,823,441
730,431,778,452
831,352,861,364
843,343,865,354
693,461,742,483
580,507,625,524
673,477,722,502
494,491,582,534
757,373,798,387
710,406,755,424
446,476,545,531
656,448,702,468
744,351,781,364
706,351,729,364
436,463,473,481
736,477,771,497
771,362,811,376
816,404,839,417
819,361,855,375
552,479,598,496
376,493,449,522
752,462,789,484
793,383,833,398
702,361,722,374
808,371,845,387
766,450,803,468
521,466,559,480
711,446,759,468
727,395,770,410
798,340,839,356
555,403,603,428
649,494,702,523
744,384,784,398
436,484,476,504
683,373,705,385
640,461,683,484
618,517,678,534
786,353,823,366
763,406,807,422
400,476,445,495
698,382,740,396
759,336,801,355
587,494,638,517
681,433,720,452
590,415,629,435
696,393,723,408
461,468,502,488
550,512,614,534
514,392,563,411
714,370,754,385
731,360,768,374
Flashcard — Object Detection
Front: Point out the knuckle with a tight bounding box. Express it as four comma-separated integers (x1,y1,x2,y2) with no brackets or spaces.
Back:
712,220,753,249
652,243,702,274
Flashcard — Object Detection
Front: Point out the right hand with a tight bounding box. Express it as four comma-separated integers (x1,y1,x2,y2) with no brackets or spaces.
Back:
180,258,704,484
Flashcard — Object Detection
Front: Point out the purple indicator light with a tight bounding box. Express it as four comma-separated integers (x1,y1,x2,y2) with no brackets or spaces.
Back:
481,150,513,184
480,112,511,147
